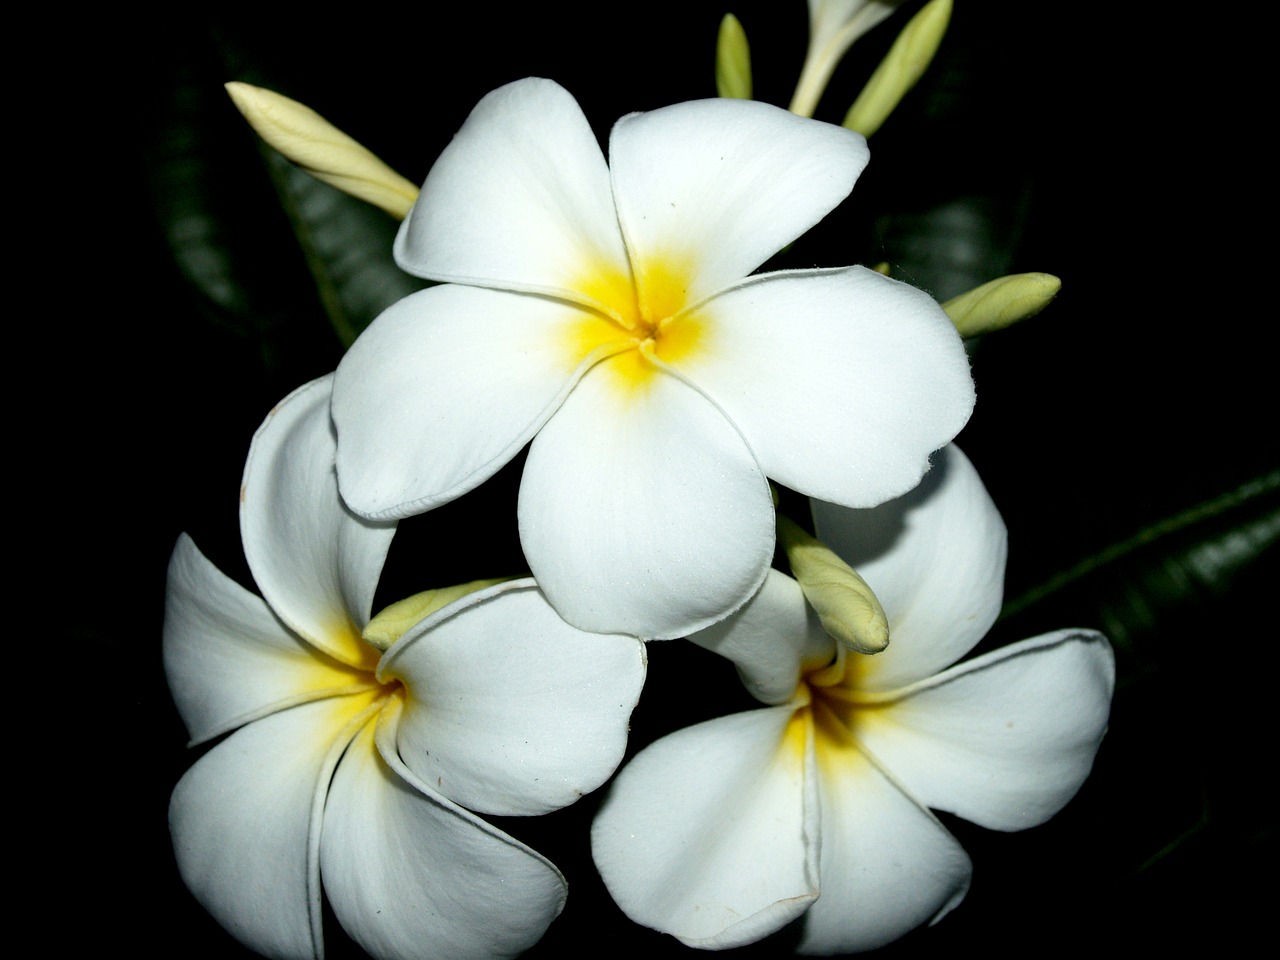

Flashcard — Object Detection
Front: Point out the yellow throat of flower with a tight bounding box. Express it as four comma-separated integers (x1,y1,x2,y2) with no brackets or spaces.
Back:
782,647,893,777
568,254,705,389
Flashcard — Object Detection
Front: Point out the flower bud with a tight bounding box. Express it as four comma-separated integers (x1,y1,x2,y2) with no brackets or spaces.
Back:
225,81,419,219
716,14,753,100
943,272,1062,337
363,578,513,650
779,515,889,654
842,0,951,137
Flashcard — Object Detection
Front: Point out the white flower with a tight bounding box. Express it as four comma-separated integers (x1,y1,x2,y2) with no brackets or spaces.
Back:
165,374,646,960
590,445,1114,953
332,77,974,640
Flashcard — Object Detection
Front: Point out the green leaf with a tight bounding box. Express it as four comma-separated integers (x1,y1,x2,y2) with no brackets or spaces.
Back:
998,468,1280,668
260,147,428,348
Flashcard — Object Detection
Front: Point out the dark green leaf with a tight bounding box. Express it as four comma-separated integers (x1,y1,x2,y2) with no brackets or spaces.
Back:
997,468,1280,670
259,148,428,348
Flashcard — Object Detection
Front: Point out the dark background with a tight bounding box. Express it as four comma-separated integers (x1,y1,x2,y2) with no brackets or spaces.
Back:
51,2,1270,956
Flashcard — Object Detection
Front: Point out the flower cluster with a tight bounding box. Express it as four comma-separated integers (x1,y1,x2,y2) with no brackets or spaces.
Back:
165,5,1114,959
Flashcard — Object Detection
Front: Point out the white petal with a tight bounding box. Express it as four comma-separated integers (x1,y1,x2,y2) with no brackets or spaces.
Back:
852,629,1115,831
378,580,647,816
592,704,819,949
333,283,618,520
689,569,833,706
241,374,395,665
800,724,971,954
395,77,630,305
813,444,1007,690
320,711,567,960
164,533,375,744
678,267,974,508
169,694,378,960
609,99,867,303
517,356,775,639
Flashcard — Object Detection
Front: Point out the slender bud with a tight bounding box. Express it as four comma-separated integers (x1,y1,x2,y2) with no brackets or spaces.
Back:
225,81,419,220
943,272,1062,337
363,578,512,651
716,13,753,100
779,514,889,654
790,0,899,118
842,0,951,137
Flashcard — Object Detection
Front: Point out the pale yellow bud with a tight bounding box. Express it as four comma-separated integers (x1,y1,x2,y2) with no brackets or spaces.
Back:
716,13,753,100
943,272,1062,337
779,515,889,654
842,0,951,137
363,578,513,651
225,81,419,220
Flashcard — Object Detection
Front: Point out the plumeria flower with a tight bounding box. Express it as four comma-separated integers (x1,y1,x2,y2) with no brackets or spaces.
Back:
332,77,974,640
590,445,1115,952
164,374,646,960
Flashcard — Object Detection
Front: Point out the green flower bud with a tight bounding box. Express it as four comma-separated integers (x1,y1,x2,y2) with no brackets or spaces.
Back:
716,14,753,100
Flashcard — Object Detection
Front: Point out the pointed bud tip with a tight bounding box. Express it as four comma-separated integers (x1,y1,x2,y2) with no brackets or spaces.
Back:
779,514,892,656
716,12,753,100
944,272,1062,337
842,0,952,137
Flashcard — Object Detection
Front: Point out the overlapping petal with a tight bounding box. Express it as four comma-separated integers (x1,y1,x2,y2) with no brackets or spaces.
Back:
333,284,623,520
379,580,647,816
689,569,832,705
394,77,630,308
241,374,395,666
592,704,819,949
335,76,975,649
169,693,381,960
164,534,376,744
675,267,974,509
319,712,568,960
799,726,971,954
609,98,867,304
852,629,1115,830
518,353,775,638
592,440,1113,952
813,443,1006,688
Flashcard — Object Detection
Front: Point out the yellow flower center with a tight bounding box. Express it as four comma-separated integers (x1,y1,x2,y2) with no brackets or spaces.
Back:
566,253,706,390
780,647,892,776
296,615,407,709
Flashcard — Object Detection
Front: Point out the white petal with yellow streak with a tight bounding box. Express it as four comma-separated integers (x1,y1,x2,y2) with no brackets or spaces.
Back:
799,718,971,953
592,703,819,949
609,97,867,306
164,533,376,745
241,374,394,666
379,580,647,816
320,710,568,960
169,692,380,960
394,77,630,310
850,629,1115,831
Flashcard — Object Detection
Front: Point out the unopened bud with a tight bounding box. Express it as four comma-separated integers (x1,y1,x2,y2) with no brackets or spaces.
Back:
779,514,889,654
363,578,512,651
225,81,419,220
842,0,951,137
943,272,1062,337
